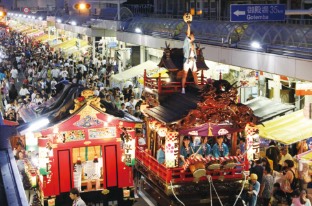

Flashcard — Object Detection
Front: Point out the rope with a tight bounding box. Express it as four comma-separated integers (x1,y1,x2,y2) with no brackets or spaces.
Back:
208,175,213,206
232,172,248,206
170,180,185,206
208,175,224,206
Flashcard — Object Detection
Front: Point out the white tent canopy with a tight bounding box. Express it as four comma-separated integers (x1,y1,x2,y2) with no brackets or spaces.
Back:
110,60,158,83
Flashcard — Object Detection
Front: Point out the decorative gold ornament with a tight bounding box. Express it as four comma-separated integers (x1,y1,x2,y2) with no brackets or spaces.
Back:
183,13,193,23
102,189,110,195
70,89,106,114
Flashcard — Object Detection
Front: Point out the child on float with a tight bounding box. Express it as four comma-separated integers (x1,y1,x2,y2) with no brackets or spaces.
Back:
212,136,229,158
179,136,194,166
196,136,212,158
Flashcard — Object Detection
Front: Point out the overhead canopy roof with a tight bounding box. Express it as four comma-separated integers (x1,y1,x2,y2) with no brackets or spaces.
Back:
110,60,158,82
244,97,295,123
258,110,312,145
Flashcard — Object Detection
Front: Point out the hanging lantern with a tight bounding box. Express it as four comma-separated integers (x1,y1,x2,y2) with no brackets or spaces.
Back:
93,154,98,163
157,127,167,137
76,156,82,165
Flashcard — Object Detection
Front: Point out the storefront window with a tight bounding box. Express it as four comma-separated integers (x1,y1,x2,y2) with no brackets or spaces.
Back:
72,146,103,192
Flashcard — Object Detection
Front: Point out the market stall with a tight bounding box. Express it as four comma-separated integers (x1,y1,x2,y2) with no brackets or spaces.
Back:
110,60,162,89
258,109,312,145
244,96,295,123
15,25,31,33
27,30,45,38
22,29,38,35
51,38,87,51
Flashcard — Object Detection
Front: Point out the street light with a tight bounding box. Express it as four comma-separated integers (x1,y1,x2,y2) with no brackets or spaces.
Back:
79,3,87,10
251,41,261,49
73,2,91,11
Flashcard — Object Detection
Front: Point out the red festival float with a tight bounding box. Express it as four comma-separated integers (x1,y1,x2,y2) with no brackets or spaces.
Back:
16,88,142,205
137,37,259,204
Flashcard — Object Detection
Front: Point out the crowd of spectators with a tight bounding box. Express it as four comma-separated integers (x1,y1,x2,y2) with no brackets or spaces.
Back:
0,30,144,123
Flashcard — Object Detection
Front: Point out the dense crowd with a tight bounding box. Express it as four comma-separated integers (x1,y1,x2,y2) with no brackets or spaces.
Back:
0,30,144,123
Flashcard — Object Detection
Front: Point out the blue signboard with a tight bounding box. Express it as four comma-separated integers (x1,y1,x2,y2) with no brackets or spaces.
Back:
230,4,285,22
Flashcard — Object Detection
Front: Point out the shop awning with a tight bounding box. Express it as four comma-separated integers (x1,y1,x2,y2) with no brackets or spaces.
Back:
258,110,312,145
110,60,159,83
27,30,44,38
244,97,295,123
51,38,88,51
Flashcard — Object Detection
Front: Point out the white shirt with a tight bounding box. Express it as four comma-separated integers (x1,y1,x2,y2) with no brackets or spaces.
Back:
125,101,135,111
10,68,18,79
51,80,57,89
51,68,60,78
60,70,68,78
19,88,30,96
93,90,100,96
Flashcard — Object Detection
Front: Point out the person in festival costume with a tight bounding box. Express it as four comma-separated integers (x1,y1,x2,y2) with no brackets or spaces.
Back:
181,13,198,94
180,136,194,166
212,136,229,158
157,139,166,164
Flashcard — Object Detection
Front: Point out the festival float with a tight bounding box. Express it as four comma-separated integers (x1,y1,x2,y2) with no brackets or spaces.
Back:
136,13,260,206
138,76,259,205
16,85,142,206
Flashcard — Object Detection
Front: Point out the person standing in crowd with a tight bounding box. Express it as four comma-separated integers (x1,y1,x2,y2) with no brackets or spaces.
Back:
266,141,281,171
248,173,261,206
69,188,86,206
297,140,308,154
10,67,18,82
16,151,34,205
181,21,198,94
19,85,30,98
278,147,293,170
269,182,286,206
250,159,264,184
281,159,297,205
212,136,229,158
291,189,311,206
9,84,18,101
259,167,274,206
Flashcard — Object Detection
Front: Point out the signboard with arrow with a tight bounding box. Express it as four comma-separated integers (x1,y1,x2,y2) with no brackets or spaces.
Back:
230,4,285,22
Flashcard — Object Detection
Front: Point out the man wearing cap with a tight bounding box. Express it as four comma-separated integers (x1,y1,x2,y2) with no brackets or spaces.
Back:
248,173,260,206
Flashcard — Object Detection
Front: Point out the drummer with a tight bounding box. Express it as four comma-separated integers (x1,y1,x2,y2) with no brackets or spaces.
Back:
212,136,229,158
197,136,211,157
180,136,194,166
